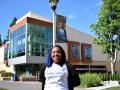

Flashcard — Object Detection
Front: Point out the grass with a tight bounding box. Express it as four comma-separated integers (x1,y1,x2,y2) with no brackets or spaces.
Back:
104,86,120,90
0,88,8,90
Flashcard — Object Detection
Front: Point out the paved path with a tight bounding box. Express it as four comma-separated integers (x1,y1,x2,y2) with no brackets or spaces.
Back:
0,81,41,90
1,81,118,90
0,81,86,90
86,81,120,90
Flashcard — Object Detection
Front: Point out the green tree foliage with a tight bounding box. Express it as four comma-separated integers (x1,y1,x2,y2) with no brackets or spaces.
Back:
91,0,120,74
0,34,2,46
3,30,9,44
5,30,9,42
3,17,17,44
80,73,102,87
10,17,17,27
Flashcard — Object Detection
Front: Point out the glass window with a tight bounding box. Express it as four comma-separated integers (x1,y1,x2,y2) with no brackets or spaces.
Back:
85,47,92,60
72,45,80,59
27,23,52,57
47,28,53,43
9,25,26,59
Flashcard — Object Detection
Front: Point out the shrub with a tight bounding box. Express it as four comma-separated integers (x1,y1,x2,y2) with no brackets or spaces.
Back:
3,77,11,81
0,70,5,74
99,73,120,81
0,88,8,90
80,73,102,87
21,76,36,81
99,73,110,81
99,73,106,81
1,72,13,77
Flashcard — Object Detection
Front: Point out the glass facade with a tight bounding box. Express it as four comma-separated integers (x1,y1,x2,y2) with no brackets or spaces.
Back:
9,23,53,59
27,23,52,56
9,25,26,59
15,64,40,76
71,45,80,59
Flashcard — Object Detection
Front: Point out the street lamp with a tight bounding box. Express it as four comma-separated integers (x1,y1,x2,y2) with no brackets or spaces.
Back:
49,0,59,46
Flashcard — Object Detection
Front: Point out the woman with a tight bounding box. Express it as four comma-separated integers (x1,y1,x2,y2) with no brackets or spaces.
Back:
39,45,80,90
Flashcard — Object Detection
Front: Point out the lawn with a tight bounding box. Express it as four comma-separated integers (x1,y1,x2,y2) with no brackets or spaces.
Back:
104,86,120,90
0,88,8,90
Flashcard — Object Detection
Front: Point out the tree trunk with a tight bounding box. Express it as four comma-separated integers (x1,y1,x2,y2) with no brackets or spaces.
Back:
110,48,118,75
110,57,114,75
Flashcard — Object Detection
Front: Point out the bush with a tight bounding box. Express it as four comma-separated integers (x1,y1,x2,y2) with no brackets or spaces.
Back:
99,73,120,81
99,73,110,81
118,81,120,84
0,70,5,74
80,73,102,87
21,76,36,81
0,88,8,90
3,77,11,81
1,72,13,77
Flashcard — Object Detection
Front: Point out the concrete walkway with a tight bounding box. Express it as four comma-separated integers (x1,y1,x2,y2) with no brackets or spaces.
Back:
0,81,86,90
86,81,120,90
0,81,119,90
0,81,41,90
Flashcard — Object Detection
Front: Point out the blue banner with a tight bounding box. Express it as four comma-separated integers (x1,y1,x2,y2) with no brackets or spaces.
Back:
56,14,68,43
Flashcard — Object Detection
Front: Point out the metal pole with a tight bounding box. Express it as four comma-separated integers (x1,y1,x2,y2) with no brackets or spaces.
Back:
53,11,56,46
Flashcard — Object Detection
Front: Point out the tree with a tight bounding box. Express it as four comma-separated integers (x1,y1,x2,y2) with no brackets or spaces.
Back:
3,39,7,44
0,33,2,46
3,17,17,44
4,30,10,44
6,30,9,41
91,0,120,75
10,17,17,27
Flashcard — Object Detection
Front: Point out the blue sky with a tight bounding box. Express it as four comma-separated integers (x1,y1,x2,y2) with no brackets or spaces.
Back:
0,0,102,41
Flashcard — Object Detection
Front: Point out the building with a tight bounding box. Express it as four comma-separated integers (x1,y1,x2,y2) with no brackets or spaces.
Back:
7,12,120,76
9,12,53,76
0,42,13,73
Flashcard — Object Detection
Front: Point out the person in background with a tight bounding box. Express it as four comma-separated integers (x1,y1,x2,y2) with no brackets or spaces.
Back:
39,45,80,90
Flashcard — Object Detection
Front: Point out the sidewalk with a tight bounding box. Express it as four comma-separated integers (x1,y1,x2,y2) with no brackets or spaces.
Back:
85,81,120,90
0,81,119,90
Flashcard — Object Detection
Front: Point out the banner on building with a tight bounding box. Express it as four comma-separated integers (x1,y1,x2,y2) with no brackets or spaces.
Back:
56,14,68,43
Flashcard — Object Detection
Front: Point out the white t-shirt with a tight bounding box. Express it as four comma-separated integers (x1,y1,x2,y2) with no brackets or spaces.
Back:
44,63,68,90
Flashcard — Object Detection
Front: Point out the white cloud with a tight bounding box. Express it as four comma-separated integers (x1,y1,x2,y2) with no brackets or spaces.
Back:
67,14,76,19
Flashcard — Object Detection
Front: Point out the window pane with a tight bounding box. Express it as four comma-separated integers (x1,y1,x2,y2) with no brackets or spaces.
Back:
27,23,52,56
85,47,92,60
9,25,26,59
72,45,80,59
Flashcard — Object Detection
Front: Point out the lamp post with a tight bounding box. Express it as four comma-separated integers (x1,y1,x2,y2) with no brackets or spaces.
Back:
49,0,59,46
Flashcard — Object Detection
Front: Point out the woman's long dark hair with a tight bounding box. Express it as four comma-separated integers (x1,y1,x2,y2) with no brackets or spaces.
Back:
46,45,66,67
